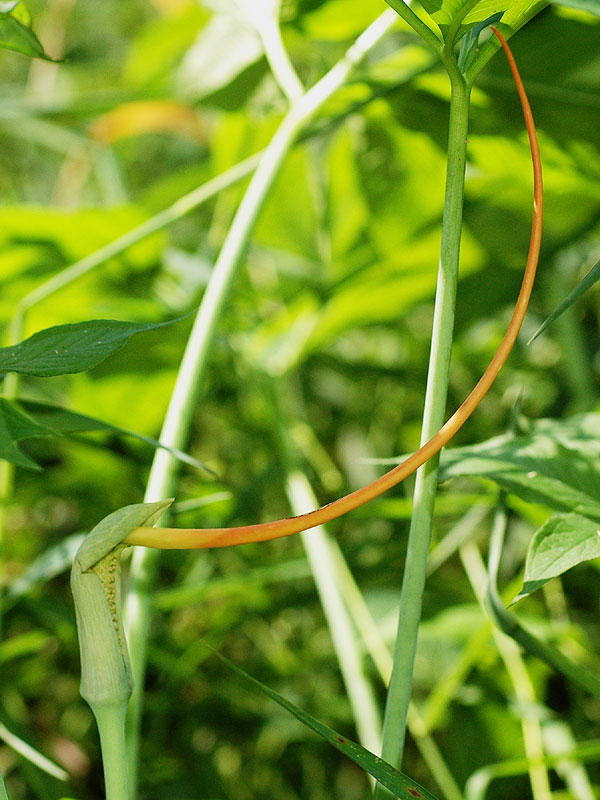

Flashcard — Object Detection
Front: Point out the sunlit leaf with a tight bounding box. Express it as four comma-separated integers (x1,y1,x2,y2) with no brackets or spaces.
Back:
0,3,54,60
178,10,263,99
0,315,187,377
210,647,439,800
516,512,600,599
438,414,600,520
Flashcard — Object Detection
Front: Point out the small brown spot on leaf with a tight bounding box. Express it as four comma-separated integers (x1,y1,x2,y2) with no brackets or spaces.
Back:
407,789,422,798
334,736,346,744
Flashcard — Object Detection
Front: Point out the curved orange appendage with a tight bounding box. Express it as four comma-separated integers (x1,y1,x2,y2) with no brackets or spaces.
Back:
126,28,543,550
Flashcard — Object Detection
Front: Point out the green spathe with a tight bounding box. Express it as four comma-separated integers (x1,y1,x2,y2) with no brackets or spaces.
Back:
71,500,172,708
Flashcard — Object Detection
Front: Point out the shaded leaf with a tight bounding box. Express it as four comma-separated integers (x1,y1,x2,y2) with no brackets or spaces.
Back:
516,513,600,599
0,315,187,377
528,257,600,343
438,414,600,521
209,647,439,800
19,398,215,475
0,398,56,470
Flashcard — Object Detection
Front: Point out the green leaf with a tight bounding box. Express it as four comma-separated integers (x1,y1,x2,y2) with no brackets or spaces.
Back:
178,9,263,100
0,315,187,377
528,257,600,344
18,398,215,475
209,647,439,800
438,414,600,521
0,5,54,60
516,513,600,599
0,398,56,470
417,0,547,43
549,0,600,14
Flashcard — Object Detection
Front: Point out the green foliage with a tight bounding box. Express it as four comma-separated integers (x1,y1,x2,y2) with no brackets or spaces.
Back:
0,1,54,61
0,317,186,378
1,2,600,799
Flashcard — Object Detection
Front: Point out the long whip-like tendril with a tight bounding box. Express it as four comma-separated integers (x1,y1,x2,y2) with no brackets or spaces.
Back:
126,27,542,550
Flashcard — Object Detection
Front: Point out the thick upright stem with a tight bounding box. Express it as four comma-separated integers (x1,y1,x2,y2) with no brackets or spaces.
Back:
375,75,470,794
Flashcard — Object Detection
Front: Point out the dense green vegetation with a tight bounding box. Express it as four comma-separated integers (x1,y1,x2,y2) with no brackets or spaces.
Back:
1,1,600,799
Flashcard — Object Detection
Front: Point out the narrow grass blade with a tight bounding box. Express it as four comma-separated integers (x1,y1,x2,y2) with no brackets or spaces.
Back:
18,398,216,475
208,647,439,800
528,258,600,344
0,721,68,782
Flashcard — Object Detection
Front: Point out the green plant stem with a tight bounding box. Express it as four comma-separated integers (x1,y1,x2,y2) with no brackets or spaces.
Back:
461,539,552,800
16,154,262,314
122,12,398,795
0,312,25,631
287,470,383,756
254,6,304,103
93,703,130,800
383,0,442,55
375,74,470,796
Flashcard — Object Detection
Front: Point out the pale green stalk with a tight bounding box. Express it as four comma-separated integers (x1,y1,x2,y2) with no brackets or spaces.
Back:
383,0,442,55
286,471,383,756
251,0,304,103
327,539,463,800
465,739,600,800
123,12,398,794
375,68,471,796
93,705,130,800
16,153,262,314
0,721,68,782
461,539,552,800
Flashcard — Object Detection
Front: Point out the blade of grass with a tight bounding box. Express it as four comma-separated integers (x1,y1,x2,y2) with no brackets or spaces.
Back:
207,645,439,800
528,257,600,344
0,721,68,782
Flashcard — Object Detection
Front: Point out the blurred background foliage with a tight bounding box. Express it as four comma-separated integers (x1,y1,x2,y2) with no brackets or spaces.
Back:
1,1,600,798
